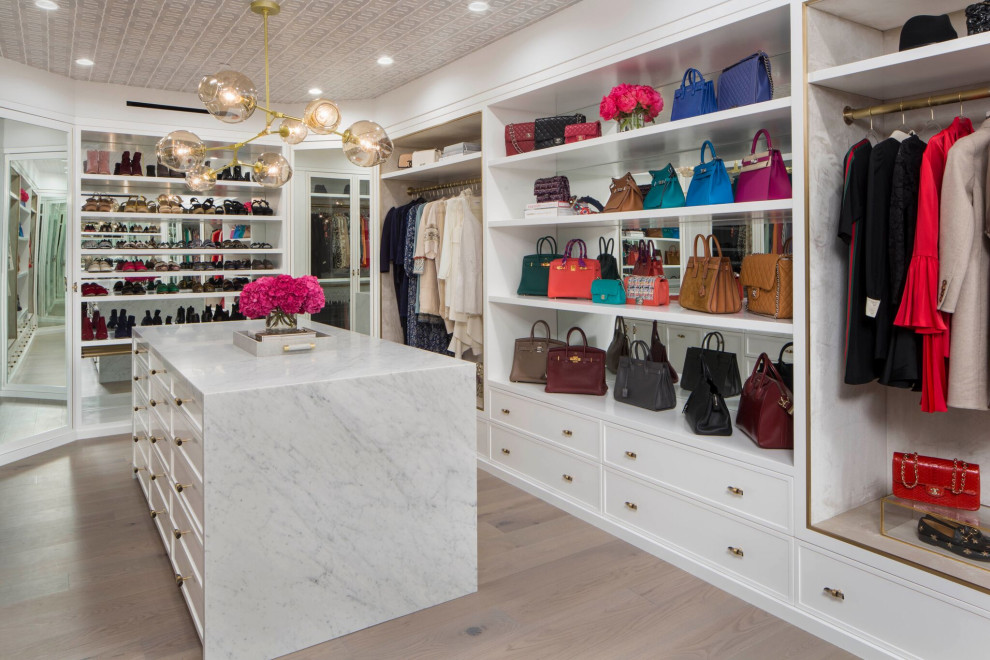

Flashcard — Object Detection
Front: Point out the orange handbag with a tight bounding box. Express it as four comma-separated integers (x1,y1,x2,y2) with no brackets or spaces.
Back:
680,234,742,314
548,239,601,299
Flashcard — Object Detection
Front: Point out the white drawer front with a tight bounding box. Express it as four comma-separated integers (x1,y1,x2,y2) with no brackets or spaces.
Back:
665,326,703,373
476,419,489,458
171,413,204,481
148,441,170,486
605,469,790,598
149,478,172,553
171,495,204,581
172,448,204,536
132,433,150,472
149,408,171,470
135,461,151,498
798,546,990,659
173,532,205,637
133,341,150,368
491,389,600,459
491,425,601,510
171,374,203,431
148,377,171,421
746,334,791,359
604,425,791,531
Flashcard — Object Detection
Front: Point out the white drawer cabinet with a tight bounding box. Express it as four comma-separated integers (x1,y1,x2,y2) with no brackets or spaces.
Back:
491,425,601,510
664,325,703,373
604,425,791,531
605,469,791,599
745,334,791,359
491,389,601,459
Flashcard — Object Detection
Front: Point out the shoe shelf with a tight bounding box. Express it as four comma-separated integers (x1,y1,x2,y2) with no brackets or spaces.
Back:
81,174,267,191
82,291,243,302
80,269,281,279
380,152,483,182
80,249,284,256
488,200,794,229
81,337,131,347
489,295,792,336
80,212,284,222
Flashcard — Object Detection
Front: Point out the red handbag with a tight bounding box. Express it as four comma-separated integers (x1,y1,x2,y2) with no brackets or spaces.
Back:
623,275,669,306
735,353,793,449
632,240,664,277
564,121,602,144
893,453,981,511
505,122,535,156
547,239,601,300
545,327,608,396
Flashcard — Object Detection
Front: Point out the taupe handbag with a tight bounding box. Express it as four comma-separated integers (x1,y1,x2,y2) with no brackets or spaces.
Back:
603,172,644,213
510,320,565,384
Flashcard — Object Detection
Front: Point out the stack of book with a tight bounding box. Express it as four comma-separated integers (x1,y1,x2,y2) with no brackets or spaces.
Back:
524,202,575,219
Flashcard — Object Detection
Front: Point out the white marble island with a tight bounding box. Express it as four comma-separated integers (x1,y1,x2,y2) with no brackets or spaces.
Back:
129,321,477,660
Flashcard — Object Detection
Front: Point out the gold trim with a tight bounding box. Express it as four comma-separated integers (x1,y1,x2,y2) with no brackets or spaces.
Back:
843,88,990,125
82,345,131,358
406,177,481,196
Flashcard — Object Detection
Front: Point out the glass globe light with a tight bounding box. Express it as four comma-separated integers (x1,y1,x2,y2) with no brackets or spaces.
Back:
253,153,292,188
185,165,216,192
199,70,257,123
279,118,309,145
341,120,393,167
156,130,206,173
303,98,341,135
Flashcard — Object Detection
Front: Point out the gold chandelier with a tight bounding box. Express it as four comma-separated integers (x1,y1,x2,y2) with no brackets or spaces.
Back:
155,0,393,190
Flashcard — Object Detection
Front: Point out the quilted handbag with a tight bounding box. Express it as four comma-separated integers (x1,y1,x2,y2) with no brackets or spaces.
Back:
510,320,565,384
535,114,586,150
606,316,630,375
534,175,571,203
736,353,794,449
686,141,734,206
632,240,664,277
671,68,718,121
517,236,563,296
591,279,625,305
681,331,742,397
545,327,608,396
716,51,773,111
649,320,679,384
615,340,677,411
565,121,602,144
597,237,621,280
504,122,535,156
643,164,686,209
740,243,793,319
775,342,793,391
680,234,742,314
624,275,669,306
967,1,990,34
736,129,791,202
547,239,601,299
682,358,732,436
893,452,981,511
603,172,644,213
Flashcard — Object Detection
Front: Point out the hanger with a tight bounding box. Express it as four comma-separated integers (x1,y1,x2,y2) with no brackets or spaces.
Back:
957,92,967,121
865,108,882,145
889,103,914,142
920,99,942,141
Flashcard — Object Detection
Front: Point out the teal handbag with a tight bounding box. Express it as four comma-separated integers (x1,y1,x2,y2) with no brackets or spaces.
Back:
686,140,734,206
591,279,625,304
518,236,563,296
643,164,685,210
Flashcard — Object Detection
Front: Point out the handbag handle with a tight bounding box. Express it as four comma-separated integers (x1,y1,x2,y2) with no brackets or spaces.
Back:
651,320,661,343
681,67,705,88
599,236,614,256
565,326,589,349
631,339,651,361
778,342,793,364
537,236,557,256
753,352,787,389
508,123,524,155
614,315,627,334
561,238,588,268
782,237,792,254
700,140,718,165
530,319,552,340
702,331,725,352
692,233,712,260
706,234,725,260
751,128,773,154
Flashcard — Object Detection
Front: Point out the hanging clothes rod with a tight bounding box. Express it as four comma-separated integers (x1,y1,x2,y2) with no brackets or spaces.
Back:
843,86,990,124
407,177,481,196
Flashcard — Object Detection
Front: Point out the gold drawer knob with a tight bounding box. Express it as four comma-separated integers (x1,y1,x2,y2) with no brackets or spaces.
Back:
175,574,191,588
149,436,158,444
500,408,510,414
500,448,511,455
133,466,147,473
133,435,143,443
624,451,637,460
727,486,744,496
175,397,191,407
624,501,638,511
133,376,144,381
562,474,573,483
149,399,158,407
133,406,146,411
134,348,147,354
676,333,686,339
174,437,185,447
151,368,165,375
173,528,190,540
823,587,845,601
561,429,573,437
150,472,164,481
175,482,191,493
727,546,744,557
149,509,165,519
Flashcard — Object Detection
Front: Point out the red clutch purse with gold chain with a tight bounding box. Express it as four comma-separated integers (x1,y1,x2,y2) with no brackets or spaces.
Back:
892,452,981,511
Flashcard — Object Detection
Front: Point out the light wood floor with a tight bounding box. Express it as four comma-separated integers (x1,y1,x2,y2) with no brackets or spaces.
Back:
0,434,855,660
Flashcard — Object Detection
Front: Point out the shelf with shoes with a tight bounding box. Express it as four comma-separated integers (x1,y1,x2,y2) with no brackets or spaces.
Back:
79,248,284,256
79,212,285,221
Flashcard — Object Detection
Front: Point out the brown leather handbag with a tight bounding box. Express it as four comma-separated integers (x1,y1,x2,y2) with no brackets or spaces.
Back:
545,327,608,396
510,320,565,384
680,234,742,314
735,353,794,449
740,240,793,319
603,172,643,213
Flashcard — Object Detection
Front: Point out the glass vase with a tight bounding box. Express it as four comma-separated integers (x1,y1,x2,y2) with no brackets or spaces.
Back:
617,112,651,132
265,308,298,334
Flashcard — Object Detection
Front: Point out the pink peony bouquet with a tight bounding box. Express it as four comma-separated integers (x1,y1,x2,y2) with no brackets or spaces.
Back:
599,84,663,130
239,275,326,319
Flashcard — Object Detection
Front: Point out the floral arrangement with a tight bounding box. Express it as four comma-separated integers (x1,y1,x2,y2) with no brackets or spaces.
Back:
239,274,326,319
599,84,663,131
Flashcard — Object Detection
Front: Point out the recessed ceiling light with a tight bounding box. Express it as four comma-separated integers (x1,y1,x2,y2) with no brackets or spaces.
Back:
308,87,323,95
377,55,394,66
75,58,94,66
468,1,490,11
35,0,59,10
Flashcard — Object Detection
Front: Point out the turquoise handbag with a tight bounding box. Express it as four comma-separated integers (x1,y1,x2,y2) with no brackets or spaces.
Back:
591,279,626,304
686,140,734,206
643,164,685,210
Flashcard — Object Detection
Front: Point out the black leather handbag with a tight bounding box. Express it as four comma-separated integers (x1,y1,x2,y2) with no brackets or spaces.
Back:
649,321,679,384
535,114,586,150
775,341,794,391
597,237,621,280
615,340,677,411
605,316,630,375
683,358,733,436
680,331,742,397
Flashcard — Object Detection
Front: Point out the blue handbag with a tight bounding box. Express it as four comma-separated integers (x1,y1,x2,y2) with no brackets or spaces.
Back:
643,164,686,209
686,141,734,207
671,68,717,121
591,279,625,305
716,51,773,112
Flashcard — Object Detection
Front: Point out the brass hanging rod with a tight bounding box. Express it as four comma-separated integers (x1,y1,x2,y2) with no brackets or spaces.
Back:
407,177,481,196
843,86,990,124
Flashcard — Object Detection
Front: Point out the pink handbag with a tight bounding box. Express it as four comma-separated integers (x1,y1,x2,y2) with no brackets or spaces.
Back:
735,129,791,202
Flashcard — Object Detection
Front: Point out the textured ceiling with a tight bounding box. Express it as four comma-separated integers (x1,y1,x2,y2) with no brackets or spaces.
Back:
0,0,583,102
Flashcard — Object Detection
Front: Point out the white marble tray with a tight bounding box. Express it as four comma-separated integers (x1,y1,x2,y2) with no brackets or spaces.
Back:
233,328,334,357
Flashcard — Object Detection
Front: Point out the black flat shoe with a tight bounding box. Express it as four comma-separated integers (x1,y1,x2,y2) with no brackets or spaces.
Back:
918,515,990,561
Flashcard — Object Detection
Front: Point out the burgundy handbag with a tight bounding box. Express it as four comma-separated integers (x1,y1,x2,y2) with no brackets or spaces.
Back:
545,327,608,396
893,452,981,511
632,240,664,277
505,122,535,156
564,121,602,144
735,129,791,202
534,175,571,203
735,353,794,449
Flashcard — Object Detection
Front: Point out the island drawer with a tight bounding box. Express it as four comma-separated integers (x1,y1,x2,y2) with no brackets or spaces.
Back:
149,478,172,553
148,440,169,487
173,533,205,636
171,414,204,480
604,425,791,531
171,494,204,579
491,389,600,459
132,340,150,368
132,431,150,471
172,448,204,536
171,374,203,431
148,377,172,419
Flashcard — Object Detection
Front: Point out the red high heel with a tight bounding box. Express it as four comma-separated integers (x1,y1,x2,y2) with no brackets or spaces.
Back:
95,314,108,340
119,151,131,177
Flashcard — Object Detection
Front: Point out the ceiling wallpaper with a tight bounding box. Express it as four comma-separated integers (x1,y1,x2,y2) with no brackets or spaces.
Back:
0,0,583,102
